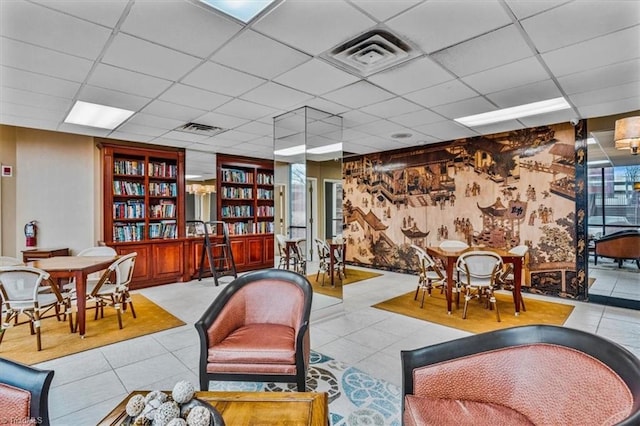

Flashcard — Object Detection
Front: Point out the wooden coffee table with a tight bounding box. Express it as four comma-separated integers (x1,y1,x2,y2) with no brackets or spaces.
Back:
98,390,328,425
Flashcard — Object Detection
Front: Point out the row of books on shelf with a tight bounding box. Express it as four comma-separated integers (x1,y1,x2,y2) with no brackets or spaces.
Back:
225,220,274,235
149,200,176,218
221,186,253,199
149,161,178,178
149,221,177,239
113,200,145,219
257,188,274,199
113,181,145,196
114,159,145,176
256,173,274,185
221,168,253,184
149,182,177,197
113,222,145,242
256,206,274,217
220,205,252,218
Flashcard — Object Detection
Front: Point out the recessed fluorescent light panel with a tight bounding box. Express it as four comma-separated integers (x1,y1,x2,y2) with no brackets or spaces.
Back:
274,145,306,156
587,160,610,166
64,101,134,130
454,97,571,127
307,143,342,154
198,0,277,23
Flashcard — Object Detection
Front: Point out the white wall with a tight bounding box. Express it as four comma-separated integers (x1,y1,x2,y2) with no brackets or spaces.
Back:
16,128,99,255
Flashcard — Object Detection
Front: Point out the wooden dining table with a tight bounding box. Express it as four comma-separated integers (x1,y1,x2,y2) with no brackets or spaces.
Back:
29,255,117,337
426,246,524,316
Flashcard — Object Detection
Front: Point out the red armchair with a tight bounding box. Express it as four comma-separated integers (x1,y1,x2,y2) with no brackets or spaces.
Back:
402,325,640,425
195,269,313,391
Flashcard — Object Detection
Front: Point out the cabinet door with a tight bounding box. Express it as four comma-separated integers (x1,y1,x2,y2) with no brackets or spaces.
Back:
152,241,184,281
229,237,246,269
264,235,275,265
189,239,212,279
116,244,152,286
247,236,264,266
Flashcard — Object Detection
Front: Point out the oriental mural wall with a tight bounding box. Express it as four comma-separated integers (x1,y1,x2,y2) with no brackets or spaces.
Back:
343,122,585,299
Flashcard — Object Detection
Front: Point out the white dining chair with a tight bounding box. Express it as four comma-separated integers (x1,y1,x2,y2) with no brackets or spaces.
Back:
456,251,503,321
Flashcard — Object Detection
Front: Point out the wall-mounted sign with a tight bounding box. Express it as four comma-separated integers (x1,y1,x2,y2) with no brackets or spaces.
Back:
1,165,12,177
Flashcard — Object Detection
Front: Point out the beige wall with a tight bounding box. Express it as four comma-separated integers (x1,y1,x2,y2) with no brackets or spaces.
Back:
307,159,343,241
6,127,101,256
0,125,18,255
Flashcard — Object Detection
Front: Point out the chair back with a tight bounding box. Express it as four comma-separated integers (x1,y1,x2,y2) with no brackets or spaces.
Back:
439,239,469,250
275,234,287,256
508,244,529,256
456,251,502,283
0,266,49,304
77,246,117,256
111,252,137,288
314,238,330,259
0,357,54,426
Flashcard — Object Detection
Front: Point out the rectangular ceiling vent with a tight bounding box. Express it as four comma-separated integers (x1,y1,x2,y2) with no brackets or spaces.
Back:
176,122,227,137
323,28,421,76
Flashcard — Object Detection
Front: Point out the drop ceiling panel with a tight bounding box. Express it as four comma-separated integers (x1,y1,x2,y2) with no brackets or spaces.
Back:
467,120,525,135
461,56,549,94
125,113,184,131
414,120,479,140
0,66,80,99
108,130,154,143
78,85,150,111
576,97,640,119
389,109,444,127
340,110,379,128
214,99,280,121
57,122,111,137
557,59,640,95
141,100,207,122
151,137,191,148
359,97,422,118
0,86,72,112
274,59,359,96
504,0,569,20
159,84,231,111
0,38,94,82
487,79,563,108
404,79,478,108
161,130,210,143
234,121,273,137
182,61,265,97
116,122,169,138
349,0,422,22
570,82,640,108
193,111,249,130
101,33,202,81
386,0,511,54
240,82,314,110
0,114,59,131
29,0,129,27
303,98,350,116
431,25,533,77
121,1,242,58
218,130,257,142
0,1,112,60
253,0,376,55
323,81,394,109
88,64,173,99
521,1,640,53
431,96,497,120
211,30,311,80
368,56,453,95
0,102,65,122
517,109,577,127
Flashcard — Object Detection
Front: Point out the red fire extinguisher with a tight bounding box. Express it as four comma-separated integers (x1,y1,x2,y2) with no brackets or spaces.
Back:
24,220,37,247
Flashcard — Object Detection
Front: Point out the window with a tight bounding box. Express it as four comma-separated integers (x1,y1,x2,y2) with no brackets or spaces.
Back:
588,165,640,237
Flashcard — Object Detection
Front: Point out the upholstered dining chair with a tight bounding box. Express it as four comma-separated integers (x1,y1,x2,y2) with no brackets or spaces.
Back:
0,357,54,426
0,266,74,351
195,268,313,392
410,245,446,308
401,325,640,426
496,244,529,311
455,251,503,321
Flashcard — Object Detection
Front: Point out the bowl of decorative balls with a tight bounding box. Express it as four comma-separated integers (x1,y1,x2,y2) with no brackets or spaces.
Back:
122,380,225,426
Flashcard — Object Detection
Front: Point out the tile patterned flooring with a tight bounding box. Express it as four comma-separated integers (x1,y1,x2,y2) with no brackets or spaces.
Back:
33,264,640,425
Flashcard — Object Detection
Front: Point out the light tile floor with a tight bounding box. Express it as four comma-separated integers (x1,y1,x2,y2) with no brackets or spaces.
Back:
35,265,640,425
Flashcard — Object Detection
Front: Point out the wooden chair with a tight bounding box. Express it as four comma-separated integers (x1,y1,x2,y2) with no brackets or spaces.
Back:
0,357,54,426
455,251,503,321
410,244,446,308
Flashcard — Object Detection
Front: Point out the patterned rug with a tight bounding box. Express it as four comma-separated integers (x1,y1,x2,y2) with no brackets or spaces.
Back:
307,268,383,298
207,350,401,425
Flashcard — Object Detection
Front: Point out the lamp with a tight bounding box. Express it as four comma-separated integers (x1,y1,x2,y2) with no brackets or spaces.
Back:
614,116,640,155
186,183,216,195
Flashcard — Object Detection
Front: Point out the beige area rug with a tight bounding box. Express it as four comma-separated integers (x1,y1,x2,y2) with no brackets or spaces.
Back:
0,294,185,365
307,268,383,298
373,289,574,334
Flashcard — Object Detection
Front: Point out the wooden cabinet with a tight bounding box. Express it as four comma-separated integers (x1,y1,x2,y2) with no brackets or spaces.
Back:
99,139,186,288
216,154,274,271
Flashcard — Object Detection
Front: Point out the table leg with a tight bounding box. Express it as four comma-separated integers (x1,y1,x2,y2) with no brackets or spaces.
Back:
74,271,87,337
446,260,454,314
329,249,335,288
513,257,522,316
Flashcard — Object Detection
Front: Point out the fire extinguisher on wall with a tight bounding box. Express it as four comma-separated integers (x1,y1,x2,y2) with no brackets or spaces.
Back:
24,220,37,247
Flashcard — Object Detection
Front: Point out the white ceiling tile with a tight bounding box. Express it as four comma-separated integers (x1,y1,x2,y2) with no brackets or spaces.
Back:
569,82,640,108
88,64,173,99
219,130,258,142
1,1,112,60
161,130,211,143
252,0,376,55
159,84,230,111
414,120,479,141
386,0,511,53
359,97,422,118
240,82,314,109
486,79,563,108
368,57,454,95
349,0,422,22
125,113,184,131
121,1,242,58
141,100,207,122
1,101,66,122
503,0,569,20
107,130,154,143
0,66,80,99
343,141,381,155
461,57,550,94
0,86,72,112
211,30,311,79
0,113,59,131
341,128,370,142
302,98,349,116
557,59,640,95
182,61,265,97
235,121,273,137
0,37,93,82
30,0,129,27
468,119,525,135
192,111,249,130
214,99,280,121
150,137,191,148
388,109,444,127
78,85,150,111
323,81,394,109
115,122,170,138
404,80,477,108
541,26,640,77
431,25,533,77
353,119,407,136
57,122,111,136
274,59,359,95
431,97,497,120
517,109,577,127
101,33,202,81
340,110,379,128
521,1,640,53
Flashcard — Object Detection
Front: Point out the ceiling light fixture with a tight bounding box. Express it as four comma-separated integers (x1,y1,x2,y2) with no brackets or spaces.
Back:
198,0,277,23
454,97,571,127
614,116,640,155
307,143,342,154
274,145,305,156
64,100,134,130
587,160,611,166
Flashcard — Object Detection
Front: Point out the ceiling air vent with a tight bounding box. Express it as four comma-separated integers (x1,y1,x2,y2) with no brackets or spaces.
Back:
324,28,420,76
175,122,227,137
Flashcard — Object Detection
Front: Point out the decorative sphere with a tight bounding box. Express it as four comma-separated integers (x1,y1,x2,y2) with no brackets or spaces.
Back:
167,418,188,426
154,401,180,426
186,406,211,426
126,394,146,417
132,414,151,426
145,390,168,404
172,380,196,404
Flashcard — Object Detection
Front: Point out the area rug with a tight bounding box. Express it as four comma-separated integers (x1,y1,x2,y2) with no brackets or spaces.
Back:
307,268,383,298
0,294,185,365
373,290,574,334
207,350,401,426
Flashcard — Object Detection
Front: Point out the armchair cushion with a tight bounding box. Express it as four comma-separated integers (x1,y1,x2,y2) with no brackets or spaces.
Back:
207,323,295,365
0,383,31,421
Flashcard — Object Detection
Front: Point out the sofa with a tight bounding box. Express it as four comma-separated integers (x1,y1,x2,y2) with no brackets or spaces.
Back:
401,325,640,426
594,230,640,268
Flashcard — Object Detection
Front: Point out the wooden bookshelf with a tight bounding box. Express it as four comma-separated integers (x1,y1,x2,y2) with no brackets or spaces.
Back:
216,154,275,271
99,140,185,288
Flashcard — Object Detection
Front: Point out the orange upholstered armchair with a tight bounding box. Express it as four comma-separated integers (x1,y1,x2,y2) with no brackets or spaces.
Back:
0,357,54,426
401,325,640,426
195,269,313,392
